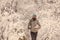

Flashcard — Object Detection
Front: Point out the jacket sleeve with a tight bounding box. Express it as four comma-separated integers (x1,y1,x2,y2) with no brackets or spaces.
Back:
37,20,41,29
28,20,31,29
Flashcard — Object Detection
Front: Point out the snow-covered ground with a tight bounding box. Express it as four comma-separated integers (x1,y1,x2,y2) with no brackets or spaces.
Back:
0,0,60,40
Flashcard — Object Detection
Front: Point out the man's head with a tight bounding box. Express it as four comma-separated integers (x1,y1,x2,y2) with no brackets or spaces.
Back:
32,14,37,21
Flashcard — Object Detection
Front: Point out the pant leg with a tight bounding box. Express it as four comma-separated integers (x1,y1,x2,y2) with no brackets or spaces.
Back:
31,32,38,40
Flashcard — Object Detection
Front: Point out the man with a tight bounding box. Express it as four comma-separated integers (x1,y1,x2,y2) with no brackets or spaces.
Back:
28,14,41,40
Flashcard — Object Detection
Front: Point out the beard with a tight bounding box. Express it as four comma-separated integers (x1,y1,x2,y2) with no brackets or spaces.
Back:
32,18,36,21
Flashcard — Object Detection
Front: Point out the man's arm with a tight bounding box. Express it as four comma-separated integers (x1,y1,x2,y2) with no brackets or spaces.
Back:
37,20,41,29
28,20,31,29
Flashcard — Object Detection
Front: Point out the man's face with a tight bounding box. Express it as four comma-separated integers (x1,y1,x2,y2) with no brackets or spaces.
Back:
32,15,36,21
33,16,36,18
